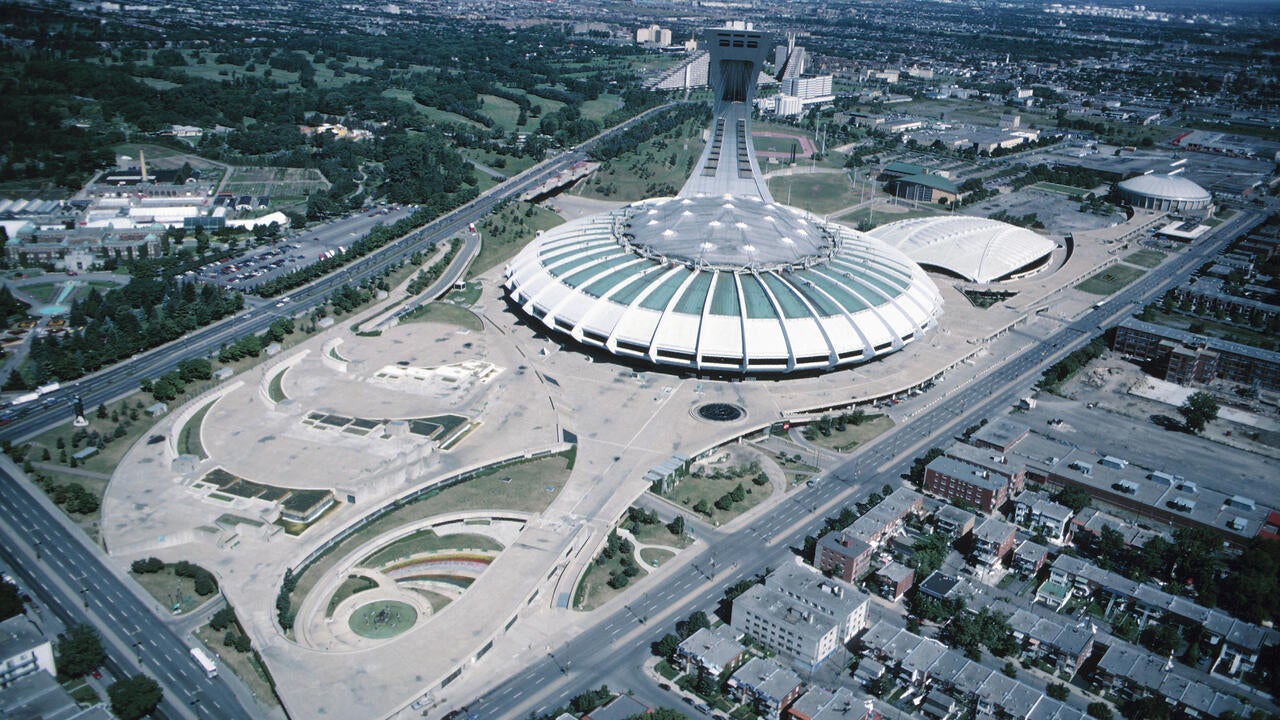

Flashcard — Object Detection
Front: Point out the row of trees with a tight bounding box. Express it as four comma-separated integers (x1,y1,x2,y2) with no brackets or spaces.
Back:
1039,337,1107,394
7,280,243,389
55,623,163,719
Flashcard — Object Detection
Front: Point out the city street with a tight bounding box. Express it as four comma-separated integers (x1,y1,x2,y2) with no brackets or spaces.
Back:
456,206,1267,719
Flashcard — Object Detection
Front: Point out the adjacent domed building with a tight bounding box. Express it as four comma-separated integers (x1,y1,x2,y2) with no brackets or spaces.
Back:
503,25,944,374
505,196,943,374
868,216,1056,284
1116,173,1212,213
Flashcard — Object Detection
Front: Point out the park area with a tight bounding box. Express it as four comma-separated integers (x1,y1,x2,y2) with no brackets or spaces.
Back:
801,412,894,453
1076,264,1146,295
1124,249,1167,268
470,201,565,278
573,116,707,202
282,450,574,637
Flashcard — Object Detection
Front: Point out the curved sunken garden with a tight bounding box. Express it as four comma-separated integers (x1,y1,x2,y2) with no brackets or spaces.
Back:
313,516,525,648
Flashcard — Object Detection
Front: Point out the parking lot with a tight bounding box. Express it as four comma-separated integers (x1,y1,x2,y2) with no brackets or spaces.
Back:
195,205,415,293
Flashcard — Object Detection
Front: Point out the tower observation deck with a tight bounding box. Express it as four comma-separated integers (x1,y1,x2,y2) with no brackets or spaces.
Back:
503,23,944,375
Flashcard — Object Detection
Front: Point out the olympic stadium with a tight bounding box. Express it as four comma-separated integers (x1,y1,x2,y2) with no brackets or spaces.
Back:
504,26,945,374
1116,173,1212,213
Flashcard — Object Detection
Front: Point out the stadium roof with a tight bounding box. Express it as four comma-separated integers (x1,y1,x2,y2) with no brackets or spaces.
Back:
869,216,1056,284
501,25,944,375
505,198,943,374
1117,173,1210,203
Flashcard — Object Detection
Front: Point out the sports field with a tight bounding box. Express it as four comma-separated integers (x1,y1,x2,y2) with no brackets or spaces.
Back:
754,132,815,159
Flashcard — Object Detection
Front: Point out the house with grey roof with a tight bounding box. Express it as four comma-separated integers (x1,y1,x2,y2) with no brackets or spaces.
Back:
728,656,803,718
675,625,745,678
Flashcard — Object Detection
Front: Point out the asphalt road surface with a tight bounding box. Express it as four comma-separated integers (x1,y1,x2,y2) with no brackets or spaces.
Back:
0,102,689,720
0,102,683,445
459,206,1269,719
0,461,253,720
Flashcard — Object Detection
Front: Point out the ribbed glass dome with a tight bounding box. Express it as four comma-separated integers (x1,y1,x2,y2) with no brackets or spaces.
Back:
504,197,944,374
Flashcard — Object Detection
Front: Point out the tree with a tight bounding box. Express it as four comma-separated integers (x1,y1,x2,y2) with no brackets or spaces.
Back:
1051,485,1092,513
130,557,164,574
652,633,680,659
1046,682,1070,701
1087,701,1114,720
1140,623,1182,656
666,515,685,537
627,710,686,720
210,606,237,632
0,579,23,621
56,624,106,678
677,610,710,639
108,675,163,720
1178,391,1219,434
1122,695,1169,720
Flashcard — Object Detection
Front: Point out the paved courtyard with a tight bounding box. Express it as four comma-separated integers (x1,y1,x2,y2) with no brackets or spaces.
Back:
98,205,1178,720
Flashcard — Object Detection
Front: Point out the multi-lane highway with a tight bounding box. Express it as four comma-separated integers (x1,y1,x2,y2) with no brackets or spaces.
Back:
0,102,686,446
461,206,1268,719
0,103,688,719
0,460,252,720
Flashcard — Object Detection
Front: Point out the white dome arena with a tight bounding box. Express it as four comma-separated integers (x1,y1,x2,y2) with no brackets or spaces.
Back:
1116,173,1211,212
868,216,1056,284
502,27,944,375
504,196,944,374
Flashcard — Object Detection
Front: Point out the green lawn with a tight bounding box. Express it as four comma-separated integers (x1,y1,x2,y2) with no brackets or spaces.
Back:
767,173,859,216
177,400,215,458
382,89,488,129
358,529,503,568
574,546,647,611
399,302,484,331
444,281,482,307
192,627,280,711
17,283,61,304
639,547,675,567
460,148,539,178
803,414,894,453
326,575,378,617
574,116,707,202
288,451,574,625
480,94,526,132
1076,264,1145,295
580,94,624,123
470,201,564,277
660,472,772,527
836,203,941,230
1123,249,1166,268
267,368,289,403
628,519,692,549
130,564,218,615
1144,309,1278,351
